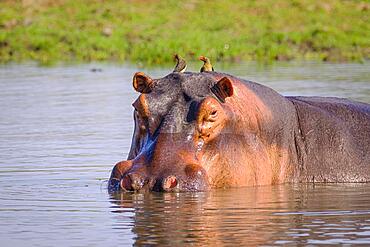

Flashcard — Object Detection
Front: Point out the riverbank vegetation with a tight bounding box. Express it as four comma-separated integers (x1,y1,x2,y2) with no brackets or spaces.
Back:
0,0,369,65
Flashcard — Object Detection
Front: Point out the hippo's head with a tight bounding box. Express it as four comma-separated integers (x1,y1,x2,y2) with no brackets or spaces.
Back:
109,71,235,192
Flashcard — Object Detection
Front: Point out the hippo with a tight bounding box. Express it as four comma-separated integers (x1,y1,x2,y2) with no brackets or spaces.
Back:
108,71,370,192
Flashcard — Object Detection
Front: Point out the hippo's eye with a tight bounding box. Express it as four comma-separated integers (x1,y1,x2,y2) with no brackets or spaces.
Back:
205,110,218,122
133,108,147,130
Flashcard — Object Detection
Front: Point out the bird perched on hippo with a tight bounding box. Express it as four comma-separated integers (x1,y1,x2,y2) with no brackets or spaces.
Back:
199,56,214,72
173,54,187,73
108,55,370,192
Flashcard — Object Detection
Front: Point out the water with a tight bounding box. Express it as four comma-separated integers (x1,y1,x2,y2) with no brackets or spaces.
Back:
0,62,369,246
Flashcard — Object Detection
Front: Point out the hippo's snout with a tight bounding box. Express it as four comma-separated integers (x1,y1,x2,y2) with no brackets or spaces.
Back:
118,163,209,192
119,172,179,192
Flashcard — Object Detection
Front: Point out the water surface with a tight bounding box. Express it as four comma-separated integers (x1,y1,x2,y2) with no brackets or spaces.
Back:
0,62,369,246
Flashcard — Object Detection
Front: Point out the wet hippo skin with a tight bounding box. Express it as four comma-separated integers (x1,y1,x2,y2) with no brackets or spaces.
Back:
108,71,370,192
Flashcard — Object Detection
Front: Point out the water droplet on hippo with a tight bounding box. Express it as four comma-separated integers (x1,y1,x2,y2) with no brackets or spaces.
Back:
197,139,204,152
186,135,192,141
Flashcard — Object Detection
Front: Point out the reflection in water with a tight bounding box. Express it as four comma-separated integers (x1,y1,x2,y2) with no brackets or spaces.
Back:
110,184,370,246
0,62,369,246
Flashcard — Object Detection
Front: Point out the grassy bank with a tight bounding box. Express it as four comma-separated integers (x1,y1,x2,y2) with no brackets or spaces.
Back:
0,0,369,65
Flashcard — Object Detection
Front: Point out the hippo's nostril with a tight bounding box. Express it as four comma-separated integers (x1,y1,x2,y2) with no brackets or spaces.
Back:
120,175,133,191
162,175,178,192
120,173,147,191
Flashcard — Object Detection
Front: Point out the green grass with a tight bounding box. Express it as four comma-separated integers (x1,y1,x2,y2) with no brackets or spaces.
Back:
0,0,369,65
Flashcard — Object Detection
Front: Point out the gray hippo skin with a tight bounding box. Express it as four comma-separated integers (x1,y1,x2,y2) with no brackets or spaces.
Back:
289,96,370,182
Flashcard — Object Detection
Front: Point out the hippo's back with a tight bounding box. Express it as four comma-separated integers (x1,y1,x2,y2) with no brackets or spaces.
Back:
288,96,370,119
287,96,370,183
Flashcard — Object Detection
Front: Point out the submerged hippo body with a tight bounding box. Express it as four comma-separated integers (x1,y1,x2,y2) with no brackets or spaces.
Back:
109,71,370,192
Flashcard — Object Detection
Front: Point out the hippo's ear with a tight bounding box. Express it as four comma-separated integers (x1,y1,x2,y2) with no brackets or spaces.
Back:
133,72,155,93
211,77,234,103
